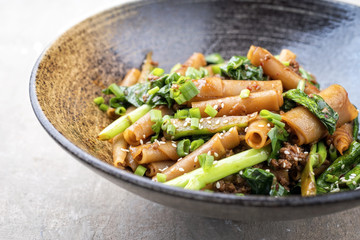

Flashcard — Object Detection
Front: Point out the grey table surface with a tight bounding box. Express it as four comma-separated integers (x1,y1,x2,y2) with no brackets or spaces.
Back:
1,0,360,239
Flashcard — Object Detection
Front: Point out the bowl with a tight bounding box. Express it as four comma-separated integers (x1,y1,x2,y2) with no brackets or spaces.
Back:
30,0,360,221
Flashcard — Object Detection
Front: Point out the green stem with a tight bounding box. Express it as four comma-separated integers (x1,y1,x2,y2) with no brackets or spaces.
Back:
164,146,271,190
98,104,151,140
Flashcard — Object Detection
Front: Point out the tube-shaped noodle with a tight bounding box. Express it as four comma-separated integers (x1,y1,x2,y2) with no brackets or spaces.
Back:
176,52,206,76
123,107,172,145
146,161,174,177
247,45,319,94
130,141,179,164
125,153,138,172
245,119,271,149
282,85,358,145
138,52,155,83
121,68,140,86
192,90,282,117
112,133,128,169
156,127,240,181
191,77,283,103
318,84,358,127
332,123,353,155
278,49,297,62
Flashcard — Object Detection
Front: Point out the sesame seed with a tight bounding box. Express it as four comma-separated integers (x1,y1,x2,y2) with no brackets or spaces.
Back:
282,162,286,168
239,170,243,175
304,151,308,154
183,122,188,127
265,169,270,172
245,127,248,132
215,120,220,125
216,182,221,189
207,120,211,124
207,117,212,120
258,124,264,127
199,125,204,129
172,143,177,148
159,166,168,171
222,130,226,133
200,119,204,123
120,148,130,152
350,173,357,177
341,164,345,169
284,150,290,155
223,115,227,117
140,139,144,145
223,120,229,124
207,151,211,155
146,141,151,144
213,105,218,109
294,157,298,161
267,123,271,127
353,181,357,185
177,157,183,161
214,152,219,157
179,167,185,172
194,157,198,162
221,103,224,108
143,134,146,139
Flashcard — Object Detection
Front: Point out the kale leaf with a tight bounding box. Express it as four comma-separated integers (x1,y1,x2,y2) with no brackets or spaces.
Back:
220,56,266,80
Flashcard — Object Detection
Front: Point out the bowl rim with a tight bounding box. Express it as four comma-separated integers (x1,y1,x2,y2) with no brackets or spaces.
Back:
29,0,360,208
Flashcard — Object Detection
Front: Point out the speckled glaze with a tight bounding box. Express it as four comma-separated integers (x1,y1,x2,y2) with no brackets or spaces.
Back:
30,0,360,221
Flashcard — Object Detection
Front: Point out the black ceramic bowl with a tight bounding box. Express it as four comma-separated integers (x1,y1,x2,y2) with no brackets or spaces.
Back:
30,0,360,221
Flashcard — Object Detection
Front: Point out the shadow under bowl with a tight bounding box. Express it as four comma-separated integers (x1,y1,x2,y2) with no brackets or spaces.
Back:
30,0,360,221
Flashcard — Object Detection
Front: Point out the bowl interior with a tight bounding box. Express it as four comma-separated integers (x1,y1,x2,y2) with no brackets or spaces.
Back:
32,0,360,206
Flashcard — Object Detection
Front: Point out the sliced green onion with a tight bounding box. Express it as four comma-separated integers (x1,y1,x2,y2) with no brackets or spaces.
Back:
108,83,124,98
179,81,200,101
150,109,162,122
161,115,172,131
170,88,180,99
325,174,339,183
205,53,224,64
148,86,160,95
170,63,182,73
204,104,218,118
156,173,167,183
109,97,123,108
134,165,147,176
297,79,306,92
115,106,126,116
99,104,109,112
175,109,189,119
282,61,290,66
191,118,199,129
190,139,204,151
93,96,104,105
150,68,165,77
174,94,187,105
211,64,222,75
240,89,250,99
189,107,201,119
166,124,176,135
198,153,214,171
177,139,191,157
259,109,285,128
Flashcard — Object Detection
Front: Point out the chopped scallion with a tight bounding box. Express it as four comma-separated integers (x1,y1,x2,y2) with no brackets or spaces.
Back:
174,109,189,119
108,83,124,98
179,80,200,101
297,79,306,92
205,53,224,64
166,124,176,135
99,103,109,112
115,106,126,116
156,173,167,183
189,107,201,119
150,109,162,122
190,139,204,151
174,94,187,105
177,139,191,157
93,96,104,105
191,118,199,129
150,68,165,77
240,89,250,98
109,97,123,108
198,153,214,171
204,104,218,118
148,86,160,95
259,109,284,127
134,165,147,176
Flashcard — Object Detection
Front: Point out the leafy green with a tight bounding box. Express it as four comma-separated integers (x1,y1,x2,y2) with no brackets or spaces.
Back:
205,53,224,64
283,89,339,134
220,56,266,80
267,126,289,161
120,82,150,107
299,67,320,89
242,168,289,196
353,116,359,141
185,67,208,79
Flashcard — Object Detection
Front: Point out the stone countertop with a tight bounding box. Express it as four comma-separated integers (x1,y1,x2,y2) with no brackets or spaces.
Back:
1,0,360,239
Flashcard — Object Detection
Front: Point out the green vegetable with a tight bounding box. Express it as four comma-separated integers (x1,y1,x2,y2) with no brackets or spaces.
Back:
342,164,360,190
134,165,147,176
198,154,214,171
191,118,199,129
174,109,189,119
185,67,208,80
325,174,339,183
177,139,191,157
239,89,250,98
316,141,360,194
170,63,182,73
220,56,265,80
301,144,317,196
93,96,104,105
353,116,359,141
147,86,160,95
99,104,109,112
167,115,252,139
150,68,165,77
166,124,176,136
267,125,289,161
156,173,167,183
297,79,306,92
329,144,338,161
109,97,123,108
150,109,163,142
108,83,125,98
114,106,126,116
204,104,218,117
259,109,284,128
283,89,339,134
179,80,200,101
242,168,289,196
190,139,205,151
189,107,201,119
299,67,319,89
165,146,271,190
205,53,224,64
98,104,151,140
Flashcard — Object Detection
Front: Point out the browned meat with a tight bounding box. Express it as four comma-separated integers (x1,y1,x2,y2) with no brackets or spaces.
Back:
289,59,300,75
212,174,251,194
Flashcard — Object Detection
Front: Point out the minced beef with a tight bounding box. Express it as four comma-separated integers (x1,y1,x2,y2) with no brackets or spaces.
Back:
269,142,309,188
212,174,251,194
289,59,300,75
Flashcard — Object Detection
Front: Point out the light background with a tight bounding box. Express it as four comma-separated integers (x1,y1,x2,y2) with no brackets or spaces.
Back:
1,0,359,239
